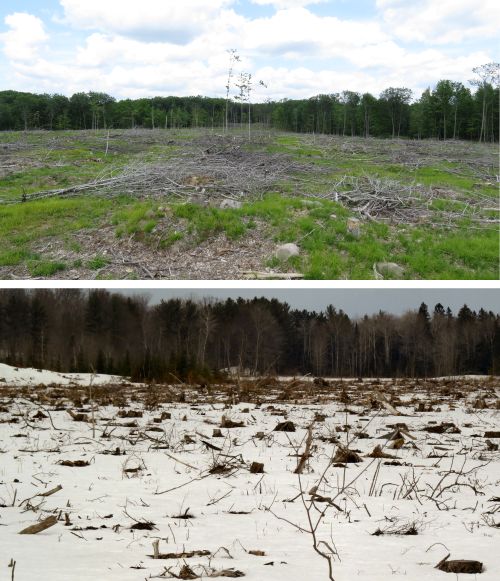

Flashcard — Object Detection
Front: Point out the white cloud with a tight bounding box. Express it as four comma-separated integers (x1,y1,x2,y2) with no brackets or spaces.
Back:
74,8,245,69
60,0,233,42
11,43,488,102
66,6,392,96
253,64,375,99
365,50,492,96
75,34,186,68
251,0,325,8
243,7,388,57
0,12,48,61
10,55,231,100
0,2,496,101
255,47,491,100
376,0,500,44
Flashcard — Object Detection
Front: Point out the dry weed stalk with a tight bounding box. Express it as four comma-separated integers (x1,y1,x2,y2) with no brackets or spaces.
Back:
8,559,16,581
269,429,340,580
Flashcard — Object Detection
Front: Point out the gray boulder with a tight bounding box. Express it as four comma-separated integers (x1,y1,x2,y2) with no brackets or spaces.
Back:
347,217,361,238
220,199,242,209
375,262,405,278
276,243,300,260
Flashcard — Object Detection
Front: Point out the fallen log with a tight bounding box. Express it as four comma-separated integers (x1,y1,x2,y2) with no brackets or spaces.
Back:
274,421,296,432
435,553,483,574
250,462,264,474
58,460,90,467
372,393,401,415
242,271,304,280
484,430,500,438
333,446,362,464
367,445,396,459
67,410,88,422
38,484,63,497
19,515,58,535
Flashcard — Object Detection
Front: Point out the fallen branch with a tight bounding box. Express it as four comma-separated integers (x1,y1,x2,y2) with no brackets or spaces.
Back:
19,515,58,534
294,424,314,474
242,271,304,280
20,484,63,506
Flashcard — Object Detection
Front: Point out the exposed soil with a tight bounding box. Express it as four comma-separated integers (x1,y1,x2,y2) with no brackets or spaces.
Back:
3,217,277,279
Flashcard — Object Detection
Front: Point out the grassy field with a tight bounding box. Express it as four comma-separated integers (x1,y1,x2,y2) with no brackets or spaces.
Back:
0,129,498,279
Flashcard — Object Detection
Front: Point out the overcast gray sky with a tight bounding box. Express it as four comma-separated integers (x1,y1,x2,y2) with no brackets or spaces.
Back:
116,288,500,317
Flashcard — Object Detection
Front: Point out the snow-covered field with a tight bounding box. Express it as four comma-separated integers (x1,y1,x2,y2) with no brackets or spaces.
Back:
0,362,132,387
0,370,499,580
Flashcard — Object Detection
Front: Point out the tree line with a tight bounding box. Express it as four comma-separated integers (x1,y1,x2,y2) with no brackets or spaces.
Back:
0,64,498,141
0,290,498,381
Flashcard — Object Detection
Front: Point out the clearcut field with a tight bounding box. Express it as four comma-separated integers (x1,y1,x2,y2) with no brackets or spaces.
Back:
0,129,498,279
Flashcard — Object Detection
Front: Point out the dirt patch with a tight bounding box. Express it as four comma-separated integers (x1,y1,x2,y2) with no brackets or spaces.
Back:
1,217,278,279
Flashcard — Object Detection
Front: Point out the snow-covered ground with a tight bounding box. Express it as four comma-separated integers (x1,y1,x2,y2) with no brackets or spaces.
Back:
0,362,491,388
0,363,132,387
0,372,499,580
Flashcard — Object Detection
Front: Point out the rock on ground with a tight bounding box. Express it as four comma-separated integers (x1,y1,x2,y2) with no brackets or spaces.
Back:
276,243,300,260
220,199,242,209
347,217,361,238
376,262,405,278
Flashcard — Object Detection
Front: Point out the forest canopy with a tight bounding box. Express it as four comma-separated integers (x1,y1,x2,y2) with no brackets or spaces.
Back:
0,70,498,141
1,290,499,381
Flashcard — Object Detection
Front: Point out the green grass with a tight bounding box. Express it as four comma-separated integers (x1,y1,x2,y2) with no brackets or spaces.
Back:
0,157,129,203
266,134,497,201
5,190,492,279
266,135,326,159
159,231,184,248
0,130,141,202
215,193,497,280
173,203,249,240
242,194,307,223
28,260,66,277
0,197,114,267
0,248,39,267
113,202,161,237
87,255,110,270
397,227,499,279
411,166,484,193
430,198,468,212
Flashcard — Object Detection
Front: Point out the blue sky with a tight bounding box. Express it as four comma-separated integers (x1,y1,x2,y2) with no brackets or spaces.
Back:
0,0,498,100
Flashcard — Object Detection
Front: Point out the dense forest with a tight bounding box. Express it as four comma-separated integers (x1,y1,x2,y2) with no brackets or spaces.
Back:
0,290,499,381
0,66,498,140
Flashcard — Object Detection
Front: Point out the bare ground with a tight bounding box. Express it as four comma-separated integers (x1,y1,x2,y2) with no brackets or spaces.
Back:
5,219,277,280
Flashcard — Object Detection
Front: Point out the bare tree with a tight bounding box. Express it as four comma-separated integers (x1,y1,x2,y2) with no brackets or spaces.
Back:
470,63,500,142
224,49,240,133
198,299,216,368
